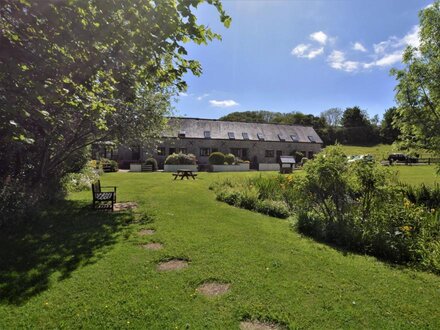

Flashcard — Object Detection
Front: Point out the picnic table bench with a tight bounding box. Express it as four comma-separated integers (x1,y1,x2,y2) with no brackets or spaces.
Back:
172,169,197,180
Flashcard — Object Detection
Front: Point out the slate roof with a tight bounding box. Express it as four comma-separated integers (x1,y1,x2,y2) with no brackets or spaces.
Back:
163,117,323,144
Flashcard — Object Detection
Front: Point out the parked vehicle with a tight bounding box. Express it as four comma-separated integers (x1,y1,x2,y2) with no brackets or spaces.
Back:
347,154,374,163
387,153,418,163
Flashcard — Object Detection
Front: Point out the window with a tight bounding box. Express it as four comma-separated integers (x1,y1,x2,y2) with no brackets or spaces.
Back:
157,147,166,156
230,148,242,158
257,133,265,141
179,148,187,154
308,151,314,159
242,132,249,140
278,134,285,142
290,134,299,142
308,135,316,143
204,131,211,139
228,132,235,139
200,148,210,156
178,130,186,138
212,148,218,153
169,148,176,155
265,150,274,157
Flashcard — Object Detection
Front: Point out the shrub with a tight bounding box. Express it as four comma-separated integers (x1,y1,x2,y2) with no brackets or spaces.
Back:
301,157,308,166
62,163,100,192
209,152,225,165
100,158,118,172
256,200,290,218
224,153,235,165
145,158,158,171
403,183,440,210
294,145,440,273
165,153,197,165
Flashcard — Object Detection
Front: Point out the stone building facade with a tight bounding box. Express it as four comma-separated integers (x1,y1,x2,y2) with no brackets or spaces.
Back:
113,117,323,169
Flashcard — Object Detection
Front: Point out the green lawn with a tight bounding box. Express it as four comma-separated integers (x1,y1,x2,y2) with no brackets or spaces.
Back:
332,144,435,160
1,171,439,329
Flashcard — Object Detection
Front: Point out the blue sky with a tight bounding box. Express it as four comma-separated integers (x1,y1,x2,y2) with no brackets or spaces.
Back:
175,0,432,120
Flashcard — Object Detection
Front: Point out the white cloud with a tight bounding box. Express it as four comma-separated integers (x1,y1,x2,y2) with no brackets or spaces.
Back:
179,92,188,97
352,42,367,52
209,99,239,108
402,25,420,48
307,47,324,58
196,93,209,101
327,50,359,72
291,43,310,56
291,43,324,59
310,31,328,45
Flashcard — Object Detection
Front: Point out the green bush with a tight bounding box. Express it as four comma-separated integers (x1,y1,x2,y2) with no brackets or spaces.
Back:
165,153,197,165
100,158,118,172
145,157,158,171
294,145,440,273
256,200,290,218
209,152,225,165
403,183,440,210
62,163,100,192
224,153,235,165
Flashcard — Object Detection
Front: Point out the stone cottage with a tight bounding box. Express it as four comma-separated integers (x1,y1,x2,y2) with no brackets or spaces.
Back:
108,117,323,169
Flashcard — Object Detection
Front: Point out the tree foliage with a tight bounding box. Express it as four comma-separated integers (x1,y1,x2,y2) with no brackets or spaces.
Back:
320,107,342,127
380,107,401,144
392,1,440,158
0,0,230,220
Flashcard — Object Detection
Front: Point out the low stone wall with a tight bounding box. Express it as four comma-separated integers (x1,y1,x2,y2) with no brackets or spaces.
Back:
211,163,250,172
163,164,198,172
129,164,142,172
258,163,279,171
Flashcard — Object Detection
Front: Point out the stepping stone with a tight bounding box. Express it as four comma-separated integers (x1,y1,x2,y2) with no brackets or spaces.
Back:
240,321,282,330
114,202,138,212
196,282,230,296
157,259,188,271
141,243,163,250
139,229,155,236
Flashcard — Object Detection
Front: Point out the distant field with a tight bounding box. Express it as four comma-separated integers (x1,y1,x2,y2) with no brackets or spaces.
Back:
330,144,434,161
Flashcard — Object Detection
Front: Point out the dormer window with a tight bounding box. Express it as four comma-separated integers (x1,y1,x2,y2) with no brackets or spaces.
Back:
228,132,235,139
290,134,299,142
308,135,316,143
242,132,249,140
178,130,186,138
278,134,285,142
204,131,211,139
257,133,265,141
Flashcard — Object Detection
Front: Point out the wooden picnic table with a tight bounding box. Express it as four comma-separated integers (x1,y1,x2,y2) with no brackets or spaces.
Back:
172,169,197,180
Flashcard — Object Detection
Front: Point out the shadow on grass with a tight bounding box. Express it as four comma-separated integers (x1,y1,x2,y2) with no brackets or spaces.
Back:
0,200,134,305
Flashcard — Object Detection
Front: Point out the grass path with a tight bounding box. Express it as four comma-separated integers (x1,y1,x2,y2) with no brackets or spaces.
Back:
1,172,439,328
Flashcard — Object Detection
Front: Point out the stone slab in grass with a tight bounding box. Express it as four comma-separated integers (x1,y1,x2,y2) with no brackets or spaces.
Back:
196,282,230,297
157,259,188,271
240,321,283,330
138,229,155,236
114,202,138,212
141,243,163,250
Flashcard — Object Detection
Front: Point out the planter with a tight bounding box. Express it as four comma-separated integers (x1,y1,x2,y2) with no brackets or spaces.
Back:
164,164,198,172
129,163,142,172
211,163,250,172
258,163,280,171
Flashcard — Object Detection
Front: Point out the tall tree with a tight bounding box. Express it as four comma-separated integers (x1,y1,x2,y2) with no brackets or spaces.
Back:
341,106,370,128
392,1,440,158
381,107,401,144
0,0,230,217
320,108,342,126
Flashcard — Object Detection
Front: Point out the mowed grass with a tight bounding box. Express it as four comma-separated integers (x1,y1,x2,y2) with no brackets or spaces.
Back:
333,144,435,160
1,171,440,329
